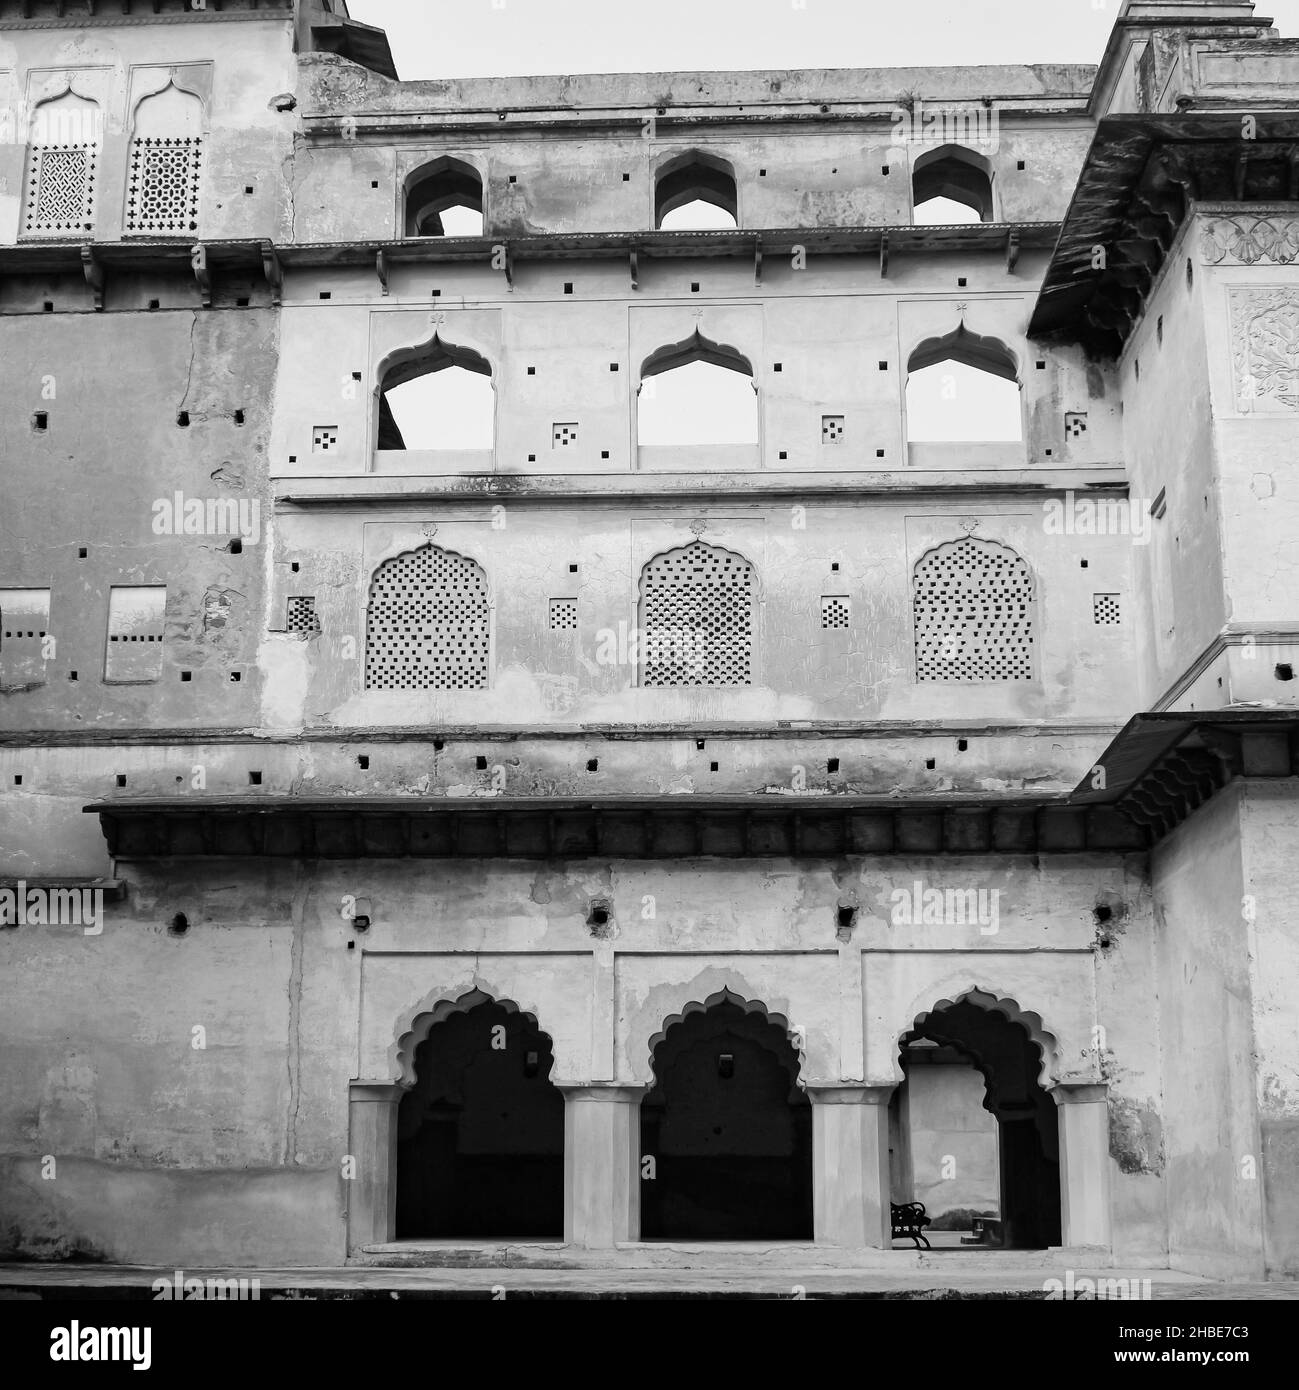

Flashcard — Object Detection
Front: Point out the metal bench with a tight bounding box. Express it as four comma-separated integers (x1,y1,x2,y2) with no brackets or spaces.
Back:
891,1200,932,1249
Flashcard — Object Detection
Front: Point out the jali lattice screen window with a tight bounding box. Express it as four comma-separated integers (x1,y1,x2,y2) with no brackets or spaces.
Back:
22,91,101,238
125,136,203,235
365,544,490,691
24,143,98,237
639,540,756,686
913,536,1035,682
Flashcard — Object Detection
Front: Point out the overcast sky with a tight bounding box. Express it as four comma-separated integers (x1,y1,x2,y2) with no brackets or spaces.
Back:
347,0,1299,80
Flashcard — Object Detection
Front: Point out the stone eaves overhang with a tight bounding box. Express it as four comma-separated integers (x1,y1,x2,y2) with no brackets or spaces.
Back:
1028,112,1299,359
86,794,1145,860
1066,709,1299,842
83,710,1299,860
308,13,397,82
0,222,1059,308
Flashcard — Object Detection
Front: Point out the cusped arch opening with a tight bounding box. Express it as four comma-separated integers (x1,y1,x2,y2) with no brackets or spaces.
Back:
392,986,551,1088
395,989,564,1239
647,985,804,1082
893,987,1062,1249
906,326,1023,443
642,986,811,1240
902,987,1059,1091
376,334,494,451
638,331,758,447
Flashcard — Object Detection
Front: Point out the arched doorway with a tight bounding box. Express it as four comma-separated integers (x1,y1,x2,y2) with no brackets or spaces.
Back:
893,994,1061,1249
641,995,812,1240
396,998,564,1238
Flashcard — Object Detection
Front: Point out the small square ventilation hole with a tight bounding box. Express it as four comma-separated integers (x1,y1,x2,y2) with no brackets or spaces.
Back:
1276,664,1294,682
475,755,488,770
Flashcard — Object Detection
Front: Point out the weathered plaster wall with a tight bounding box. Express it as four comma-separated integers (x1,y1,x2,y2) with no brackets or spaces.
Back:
1151,784,1266,1280
1119,217,1224,711
1239,782,1299,1277
0,306,279,730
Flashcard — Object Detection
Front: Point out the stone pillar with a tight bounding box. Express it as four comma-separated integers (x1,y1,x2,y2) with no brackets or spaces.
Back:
558,1084,643,1248
1054,1083,1112,1249
807,1085,895,1248
346,1081,403,1253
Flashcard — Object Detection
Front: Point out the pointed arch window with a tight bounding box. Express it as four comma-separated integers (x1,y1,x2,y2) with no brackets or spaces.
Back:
405,157,484,237
638,331,757,447
655,151,738,230
906,326,1023,443
377,336,495,452
125,82,204,236
912,144,995,224
22,91,101,238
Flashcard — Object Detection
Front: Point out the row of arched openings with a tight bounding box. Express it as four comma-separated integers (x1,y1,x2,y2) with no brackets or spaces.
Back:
380,325,1024,453
403,144,999,238
362,535,1036,691
395,989,1060,1247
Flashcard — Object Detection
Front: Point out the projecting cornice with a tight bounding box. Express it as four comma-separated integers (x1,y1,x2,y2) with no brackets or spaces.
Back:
1028,113,1299,358
79,710,1299,858
85,794,1147,860
1068,709,1299,841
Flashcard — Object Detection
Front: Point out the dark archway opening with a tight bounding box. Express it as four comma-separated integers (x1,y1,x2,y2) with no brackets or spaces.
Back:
912,144,995,224
640,998,812,1240
896,998,1060,1249
405,157,484,237
655,152,738,230
396,999,563,1238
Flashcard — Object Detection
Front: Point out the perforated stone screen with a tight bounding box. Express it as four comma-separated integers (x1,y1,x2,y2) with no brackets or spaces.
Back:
549,598,577,631
365,545,490,691
821,595,850,629
24,144,98,236
913,536,1034,682
125,136,202,235
1093,593,1121,626
639,540,755,686
286,596,319,636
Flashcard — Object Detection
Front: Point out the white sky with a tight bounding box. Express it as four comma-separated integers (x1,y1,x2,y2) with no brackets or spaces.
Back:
348,0,1299,80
